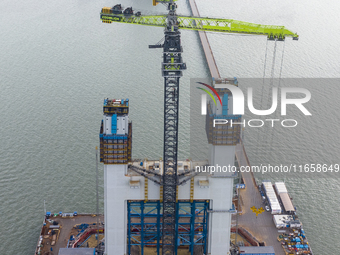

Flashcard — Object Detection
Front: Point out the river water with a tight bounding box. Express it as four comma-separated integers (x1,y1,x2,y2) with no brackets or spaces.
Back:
0,0,339,254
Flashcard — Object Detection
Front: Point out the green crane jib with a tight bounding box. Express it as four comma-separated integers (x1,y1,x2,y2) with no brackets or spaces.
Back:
101,8,298,40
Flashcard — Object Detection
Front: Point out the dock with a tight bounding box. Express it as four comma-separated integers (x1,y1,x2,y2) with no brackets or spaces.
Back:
35,214,104,255
235,143,285,255
188,0,221,79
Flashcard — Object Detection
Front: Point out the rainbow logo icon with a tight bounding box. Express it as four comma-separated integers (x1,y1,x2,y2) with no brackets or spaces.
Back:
196,82,222,107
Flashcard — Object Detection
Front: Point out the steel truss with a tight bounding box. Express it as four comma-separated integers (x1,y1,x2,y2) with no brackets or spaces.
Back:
152,3,187,254
127,200,209,255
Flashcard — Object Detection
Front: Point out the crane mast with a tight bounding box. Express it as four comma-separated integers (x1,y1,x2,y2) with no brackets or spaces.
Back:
155,2,186,254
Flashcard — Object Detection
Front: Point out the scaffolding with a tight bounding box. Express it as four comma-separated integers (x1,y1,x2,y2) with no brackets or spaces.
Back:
205,102,241,146
99,99,132,164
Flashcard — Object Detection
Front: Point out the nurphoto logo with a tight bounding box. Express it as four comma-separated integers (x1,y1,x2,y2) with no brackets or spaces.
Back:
197,82,312,128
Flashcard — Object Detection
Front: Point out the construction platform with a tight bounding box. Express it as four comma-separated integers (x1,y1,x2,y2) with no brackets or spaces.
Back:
129,159,209,176
234,142,313,255
34,152,312,255
35,214,104,255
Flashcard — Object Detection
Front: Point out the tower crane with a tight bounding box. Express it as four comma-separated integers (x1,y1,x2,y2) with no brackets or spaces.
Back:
100,2,298,255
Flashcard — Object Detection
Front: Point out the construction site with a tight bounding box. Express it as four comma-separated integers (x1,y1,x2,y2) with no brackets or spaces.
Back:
34,0,313,255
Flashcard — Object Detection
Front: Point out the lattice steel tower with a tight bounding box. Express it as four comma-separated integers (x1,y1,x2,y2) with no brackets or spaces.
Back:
153,2,186,254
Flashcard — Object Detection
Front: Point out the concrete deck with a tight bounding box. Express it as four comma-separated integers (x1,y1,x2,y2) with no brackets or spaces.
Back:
36,214,104,255
235,143,285,255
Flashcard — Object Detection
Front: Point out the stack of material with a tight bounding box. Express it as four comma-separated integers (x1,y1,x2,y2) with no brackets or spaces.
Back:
275,182,295,213
274,182,288,194
273,214,293,228
262,181,281,214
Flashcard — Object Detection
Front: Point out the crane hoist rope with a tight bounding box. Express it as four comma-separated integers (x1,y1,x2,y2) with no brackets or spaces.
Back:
267,40,287,151
270,39,278,87
255,39,270,162
278,40,286,86
263,39,269,80
260,39,269,113
258,39,288,163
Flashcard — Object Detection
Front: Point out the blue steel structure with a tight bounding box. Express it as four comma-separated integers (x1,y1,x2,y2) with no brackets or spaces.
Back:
127,200,209,255
222,94,229,115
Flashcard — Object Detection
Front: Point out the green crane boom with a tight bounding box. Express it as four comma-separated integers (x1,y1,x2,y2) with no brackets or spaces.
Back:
100,11,298,40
